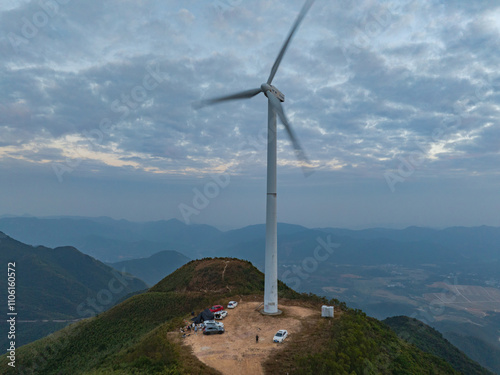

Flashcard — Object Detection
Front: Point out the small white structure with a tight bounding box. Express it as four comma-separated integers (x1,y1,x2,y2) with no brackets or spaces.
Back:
321,305,334,318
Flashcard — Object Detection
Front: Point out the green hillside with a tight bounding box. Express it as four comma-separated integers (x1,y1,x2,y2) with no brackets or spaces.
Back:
0,258,271,374
0,258,489,374
383,316,494,375
266,309,459,375
0,231,147,319
0,232,147,348
444,332,500,375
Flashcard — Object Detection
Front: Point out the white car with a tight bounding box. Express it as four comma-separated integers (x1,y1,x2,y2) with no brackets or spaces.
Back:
214,310,227,319
204,320,224,328
227,301,238,309
273,329,288,343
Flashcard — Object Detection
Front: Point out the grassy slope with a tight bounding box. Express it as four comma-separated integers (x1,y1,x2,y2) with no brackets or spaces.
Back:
384,316,494,375
0,232,147,320
0,258,487,374
444,332,500,375
0,258,268,374
8,292,216,374
265,309,460,375
0,232,148,352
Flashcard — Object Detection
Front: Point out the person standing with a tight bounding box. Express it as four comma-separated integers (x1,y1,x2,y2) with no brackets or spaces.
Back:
195,325,198,335
256,334,259,343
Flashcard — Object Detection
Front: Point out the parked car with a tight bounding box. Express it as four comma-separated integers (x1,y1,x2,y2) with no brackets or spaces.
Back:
209,305,224,312
203,320,224,328
203,324,225,335
214,310,227,319
273,329,288,343
227,301,238,309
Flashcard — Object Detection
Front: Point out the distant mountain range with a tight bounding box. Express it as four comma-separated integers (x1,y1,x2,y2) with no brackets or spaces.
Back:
0,216,219,262
0,231,147,348
0,216,498,265
107,250,190,286
319,225,500,260
0,216,499,372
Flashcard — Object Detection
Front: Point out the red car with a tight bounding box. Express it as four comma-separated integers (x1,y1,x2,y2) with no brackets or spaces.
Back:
209,305,224,313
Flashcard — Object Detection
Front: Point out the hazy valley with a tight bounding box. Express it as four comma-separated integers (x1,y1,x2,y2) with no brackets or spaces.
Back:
1,216,499,373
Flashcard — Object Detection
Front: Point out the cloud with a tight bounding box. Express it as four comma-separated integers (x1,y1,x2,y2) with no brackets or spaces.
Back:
0,0,499,226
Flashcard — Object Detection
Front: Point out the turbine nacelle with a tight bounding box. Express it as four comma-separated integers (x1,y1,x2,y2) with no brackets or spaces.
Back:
261,83,285,102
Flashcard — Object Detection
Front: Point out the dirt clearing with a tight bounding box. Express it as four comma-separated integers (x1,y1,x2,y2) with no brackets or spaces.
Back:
182,300,318,375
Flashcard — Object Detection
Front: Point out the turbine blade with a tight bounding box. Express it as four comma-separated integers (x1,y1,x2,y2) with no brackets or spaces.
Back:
267,0,315,85
268,93,314,177
193,88,262,109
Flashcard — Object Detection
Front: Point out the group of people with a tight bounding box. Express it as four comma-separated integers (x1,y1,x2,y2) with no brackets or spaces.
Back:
180,322,203,337
180,322,263,343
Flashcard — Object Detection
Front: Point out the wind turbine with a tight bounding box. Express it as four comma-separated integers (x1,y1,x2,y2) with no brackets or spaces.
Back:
195,0,315,314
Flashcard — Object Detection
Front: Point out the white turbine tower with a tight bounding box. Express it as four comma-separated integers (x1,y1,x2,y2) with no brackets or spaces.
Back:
195,0,315,314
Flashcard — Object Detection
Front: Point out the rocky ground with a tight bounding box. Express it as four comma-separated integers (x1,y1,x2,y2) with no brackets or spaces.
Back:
181,300,318,375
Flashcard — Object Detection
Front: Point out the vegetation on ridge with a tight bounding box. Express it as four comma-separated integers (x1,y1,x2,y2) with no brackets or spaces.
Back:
0,257,491,374
384,316,495,375
0,232,147,350
265,308,461,374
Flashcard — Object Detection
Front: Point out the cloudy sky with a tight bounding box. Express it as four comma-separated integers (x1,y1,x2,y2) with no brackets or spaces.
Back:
1,0,499,229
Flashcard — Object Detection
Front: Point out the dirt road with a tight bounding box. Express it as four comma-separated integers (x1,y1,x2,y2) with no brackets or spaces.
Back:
183,300,317,375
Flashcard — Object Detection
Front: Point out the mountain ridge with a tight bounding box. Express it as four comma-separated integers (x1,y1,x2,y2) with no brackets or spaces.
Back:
0,257,491,374
1,216,498,371
0,231,148,349
384,316,494,375
107,250,191,286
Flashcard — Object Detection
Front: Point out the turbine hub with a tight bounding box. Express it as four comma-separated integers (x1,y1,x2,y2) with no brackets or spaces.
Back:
260,83,271,92
261,83,285,102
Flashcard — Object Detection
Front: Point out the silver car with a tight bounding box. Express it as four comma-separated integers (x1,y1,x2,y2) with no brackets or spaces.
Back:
203,324,225,335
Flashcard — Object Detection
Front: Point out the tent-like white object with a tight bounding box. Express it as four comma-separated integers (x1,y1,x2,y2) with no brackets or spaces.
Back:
321,305,334,318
